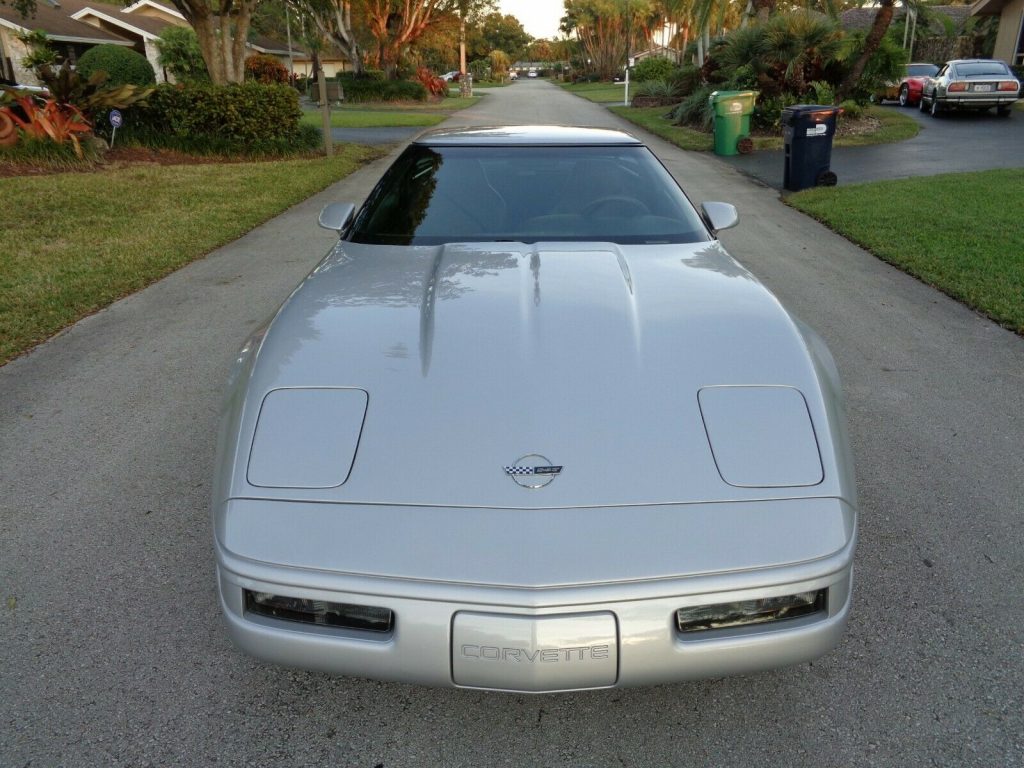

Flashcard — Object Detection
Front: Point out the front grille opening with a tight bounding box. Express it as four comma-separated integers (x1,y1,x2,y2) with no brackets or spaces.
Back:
677,589,826,634
244,590,394,633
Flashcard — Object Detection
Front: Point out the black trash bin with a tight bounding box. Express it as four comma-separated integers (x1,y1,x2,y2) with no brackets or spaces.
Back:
781,104,843,192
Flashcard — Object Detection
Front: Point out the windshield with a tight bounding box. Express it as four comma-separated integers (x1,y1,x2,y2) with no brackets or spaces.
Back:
348,145,711,246
953,62,1011,78
906,64,939,77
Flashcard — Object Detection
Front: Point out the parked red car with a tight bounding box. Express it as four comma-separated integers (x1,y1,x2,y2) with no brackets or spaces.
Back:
897,63,940,107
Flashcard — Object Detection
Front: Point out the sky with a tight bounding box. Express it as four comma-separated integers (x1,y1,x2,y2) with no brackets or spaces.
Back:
496,0,564,40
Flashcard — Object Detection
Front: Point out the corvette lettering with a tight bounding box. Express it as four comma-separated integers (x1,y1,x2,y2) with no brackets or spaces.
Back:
504,465,563,476
460,644,610,662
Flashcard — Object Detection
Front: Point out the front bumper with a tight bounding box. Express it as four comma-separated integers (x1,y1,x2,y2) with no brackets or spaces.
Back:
215,498,856,691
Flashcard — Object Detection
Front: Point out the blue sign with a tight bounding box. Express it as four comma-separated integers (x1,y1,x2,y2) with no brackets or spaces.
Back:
109,109,123,129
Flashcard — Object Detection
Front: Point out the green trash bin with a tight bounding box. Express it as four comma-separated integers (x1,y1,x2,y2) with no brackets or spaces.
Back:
709,90,758,156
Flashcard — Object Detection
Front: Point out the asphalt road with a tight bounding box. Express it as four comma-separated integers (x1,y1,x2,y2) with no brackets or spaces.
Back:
2,80,1022,767
718,102,1024,188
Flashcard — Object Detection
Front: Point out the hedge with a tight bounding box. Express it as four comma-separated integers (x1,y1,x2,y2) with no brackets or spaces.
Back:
113,82,318,155
335,73,427,102
76,44,156,86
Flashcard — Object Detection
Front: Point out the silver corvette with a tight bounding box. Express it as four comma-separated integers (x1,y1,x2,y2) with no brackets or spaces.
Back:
212,126,857,692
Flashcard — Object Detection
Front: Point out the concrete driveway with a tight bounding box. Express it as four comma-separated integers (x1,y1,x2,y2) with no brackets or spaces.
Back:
719,103,1024,188
2,80,1022,767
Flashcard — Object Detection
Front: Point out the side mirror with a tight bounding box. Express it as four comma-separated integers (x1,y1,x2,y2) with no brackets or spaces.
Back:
318,202,356,235
701,201,739,234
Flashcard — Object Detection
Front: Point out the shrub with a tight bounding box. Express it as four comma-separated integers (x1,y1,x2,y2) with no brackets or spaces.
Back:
35,62,152,121
336,72,427,102
0,92,92,157
416,68,447,97
468,59,491,82
245,54,289,84
839,99,863,119
0,133,99,167
115,82,315,155
155,26,209,83
76,44,155,86
16,30,58,72
666,64,702,98
809,80,836,105
632,56,675,83
633,80,677,99
750,91,800,131
670,85,715,129
704,13,843,99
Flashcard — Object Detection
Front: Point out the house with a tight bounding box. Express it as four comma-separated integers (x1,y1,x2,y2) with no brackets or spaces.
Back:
971,0,1024,65
631,45,681,66
0,0,311,86
1,0,133,84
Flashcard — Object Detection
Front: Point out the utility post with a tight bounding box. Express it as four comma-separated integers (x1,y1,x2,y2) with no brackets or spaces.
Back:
624,0,631,106
284,0,295,84
318,57,333,157
459,3,472,97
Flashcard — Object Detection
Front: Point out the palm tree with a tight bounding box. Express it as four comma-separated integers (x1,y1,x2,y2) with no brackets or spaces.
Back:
835,0,898,102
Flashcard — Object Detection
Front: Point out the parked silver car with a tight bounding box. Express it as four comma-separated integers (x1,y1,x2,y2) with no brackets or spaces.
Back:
212,126,858,692
920,58,1021,116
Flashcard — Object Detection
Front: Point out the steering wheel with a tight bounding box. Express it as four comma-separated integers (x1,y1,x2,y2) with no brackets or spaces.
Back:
580,196,650,217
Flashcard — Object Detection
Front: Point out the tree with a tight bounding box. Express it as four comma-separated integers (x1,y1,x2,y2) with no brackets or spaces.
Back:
170,0,262,84
525,39,554,62
360,0,463,77
473,12,530,60
300,0,365,75
488,47,509,81
834,0,895,102
561,0,653,80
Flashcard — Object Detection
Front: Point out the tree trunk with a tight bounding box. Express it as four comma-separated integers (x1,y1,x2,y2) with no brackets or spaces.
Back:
309,1,363,76
363,0,448,78
172,0,256,85
190,8,226,84
752,0,774,24
835,0,895,103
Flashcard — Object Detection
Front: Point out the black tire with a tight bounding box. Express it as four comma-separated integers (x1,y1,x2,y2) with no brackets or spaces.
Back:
997,105,1011,117
919,93,929,113
899,85,909,107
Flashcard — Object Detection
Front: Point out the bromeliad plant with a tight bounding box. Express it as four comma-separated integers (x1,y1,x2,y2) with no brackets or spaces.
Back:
0,92,92,157
0,63,152,157
36,63,153,120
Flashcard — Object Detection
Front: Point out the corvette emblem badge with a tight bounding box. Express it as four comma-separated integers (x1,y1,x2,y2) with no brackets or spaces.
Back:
504,454,562,489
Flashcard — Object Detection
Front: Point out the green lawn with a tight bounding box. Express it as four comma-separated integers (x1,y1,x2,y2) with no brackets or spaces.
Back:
0,146,383,364
300,109,446,128
609,105,713,151
559,80,629,104
788,169,1024,334
610,104,919,152
301,93,482,128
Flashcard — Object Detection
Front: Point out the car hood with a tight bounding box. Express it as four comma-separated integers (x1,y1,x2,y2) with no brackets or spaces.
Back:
219,241,852,509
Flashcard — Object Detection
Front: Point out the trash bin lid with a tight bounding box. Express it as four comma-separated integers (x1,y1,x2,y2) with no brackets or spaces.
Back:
710,90,758,115
783,103,843,118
